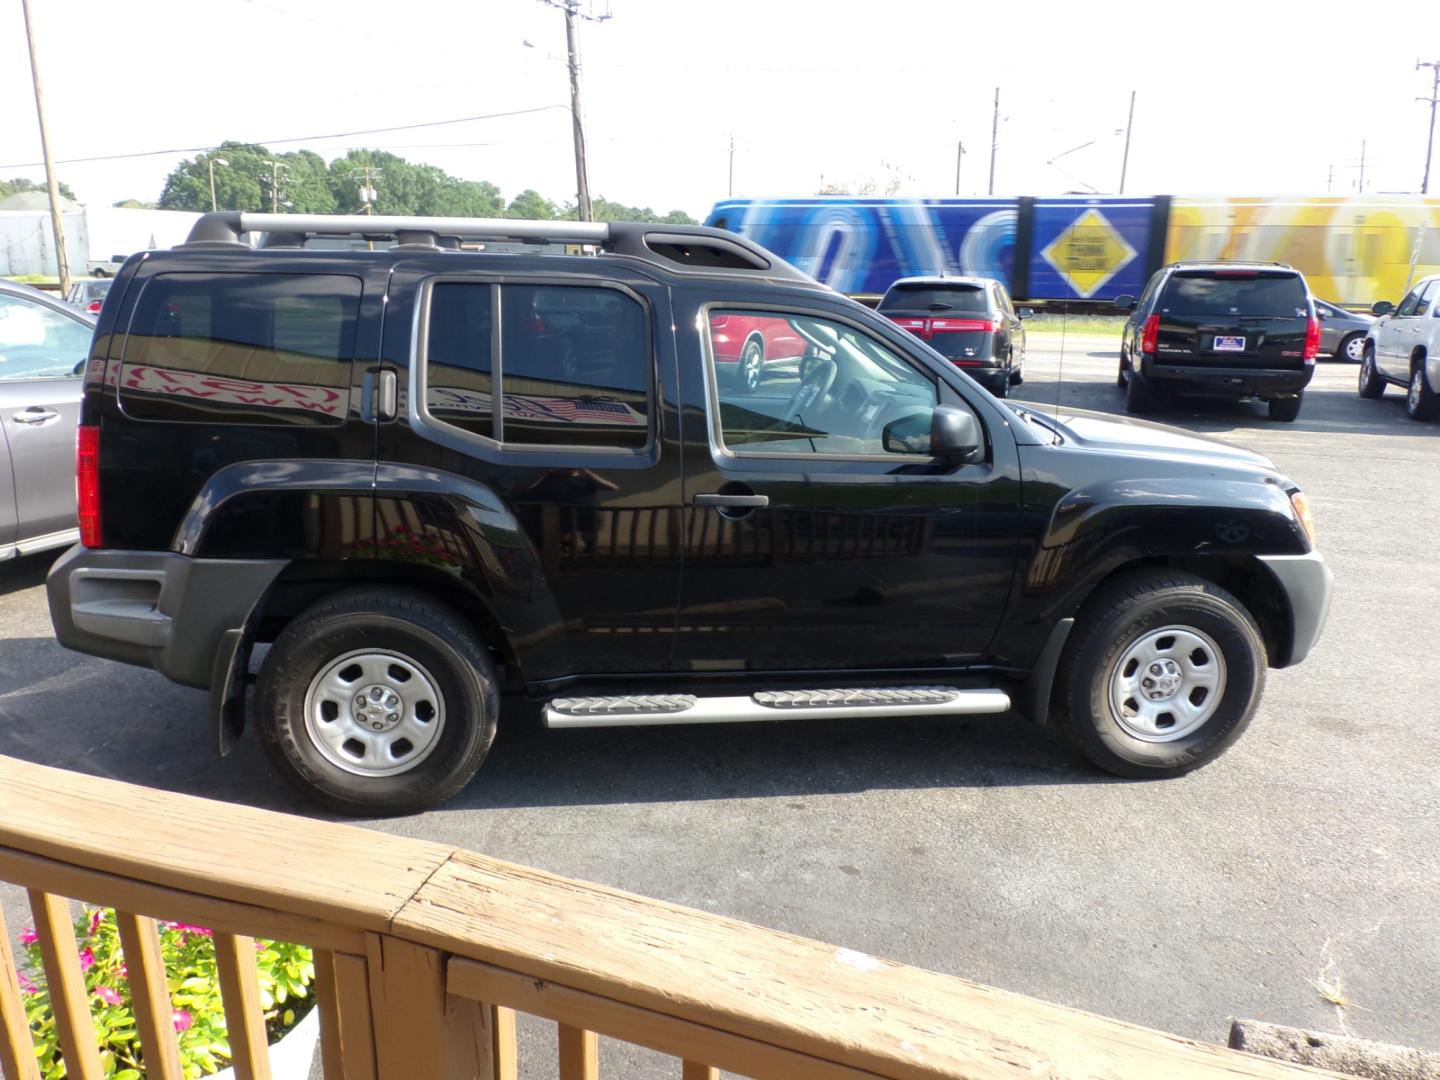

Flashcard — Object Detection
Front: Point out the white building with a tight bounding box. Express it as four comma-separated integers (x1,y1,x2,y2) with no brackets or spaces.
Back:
0,196,200,277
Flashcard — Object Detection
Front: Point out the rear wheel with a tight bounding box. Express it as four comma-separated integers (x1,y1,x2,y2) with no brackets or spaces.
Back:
1009,351,1024,385
256,587,499,816
1267,394,1302,422
989,369,1010,398
1052,571,1266,778
1124,368,1156,413
738,338,764,394
1116,352,1129,388
1339,333,1365,363
1408,363,1440,420
1358,348,1385,399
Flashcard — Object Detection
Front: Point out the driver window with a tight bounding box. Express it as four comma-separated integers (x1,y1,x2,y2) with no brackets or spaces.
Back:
0,294,90,382
1416,280,1437,317
706,309,939,457
1397,286,1424,318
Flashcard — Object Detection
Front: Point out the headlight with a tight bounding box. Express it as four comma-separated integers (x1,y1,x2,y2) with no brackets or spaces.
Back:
1289,490,1316,547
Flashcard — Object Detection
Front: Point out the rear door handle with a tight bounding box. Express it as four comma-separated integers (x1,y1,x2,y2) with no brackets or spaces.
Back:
12,407,60,425
695,493,769,509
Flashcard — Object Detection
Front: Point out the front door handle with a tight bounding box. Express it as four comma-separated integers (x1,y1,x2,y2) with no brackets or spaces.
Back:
695,493,769,509
12,407,60,425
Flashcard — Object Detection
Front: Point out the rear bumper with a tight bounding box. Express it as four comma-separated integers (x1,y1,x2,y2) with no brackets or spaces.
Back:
1257,551,1334,667
1142,359,1314,397
46,545,286,689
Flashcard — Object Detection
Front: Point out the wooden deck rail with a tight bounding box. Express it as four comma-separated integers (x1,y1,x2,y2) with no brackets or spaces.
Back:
0,755,1337,1080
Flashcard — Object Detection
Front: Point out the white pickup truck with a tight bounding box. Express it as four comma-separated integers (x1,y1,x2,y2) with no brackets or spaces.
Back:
1359,274,1440,420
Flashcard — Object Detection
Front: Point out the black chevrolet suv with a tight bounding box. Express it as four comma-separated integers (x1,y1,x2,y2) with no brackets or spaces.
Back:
47,213,1333,815
1115,262,1320,421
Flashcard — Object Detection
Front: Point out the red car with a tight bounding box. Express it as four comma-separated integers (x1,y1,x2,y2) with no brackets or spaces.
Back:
708,313,809,392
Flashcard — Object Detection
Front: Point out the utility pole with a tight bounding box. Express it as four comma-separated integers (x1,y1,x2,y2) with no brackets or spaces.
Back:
263,160,288,213
541,1,609,222
1327,163,1334,194
1359,139,1368,193
207,156,229,211
1418,59,1440,193
728,135,735,198
955,141,965,196
988,88,1000,196
1118,90,1136,194
20,0,69,295
350,162,381,215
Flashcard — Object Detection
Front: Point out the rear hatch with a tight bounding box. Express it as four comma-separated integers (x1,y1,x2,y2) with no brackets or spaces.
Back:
878,283,996,365
1154,269,1310,369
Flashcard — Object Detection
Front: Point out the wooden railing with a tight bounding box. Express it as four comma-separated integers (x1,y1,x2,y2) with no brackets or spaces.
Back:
0,755,1336,1080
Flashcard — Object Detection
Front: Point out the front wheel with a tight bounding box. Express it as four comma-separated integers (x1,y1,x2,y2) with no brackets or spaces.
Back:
1358,348,1385,399
1051,571,1266,778
1408,364,1440,420
1339,333,1365,363
255,587,499,816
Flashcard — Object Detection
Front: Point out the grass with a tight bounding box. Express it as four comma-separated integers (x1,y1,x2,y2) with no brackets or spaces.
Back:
1024,313,1126,338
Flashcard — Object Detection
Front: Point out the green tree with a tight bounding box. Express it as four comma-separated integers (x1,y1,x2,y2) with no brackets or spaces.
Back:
112,198,158,209
0,176,76,202
274,149,335,213
159,142,270,212
576,197,698,225
505,189,558,220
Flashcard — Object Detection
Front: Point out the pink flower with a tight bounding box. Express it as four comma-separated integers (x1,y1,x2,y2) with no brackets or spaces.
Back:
117,964,128,979
166,923,212,937
17,928,37,946
87,910,104,937
171,1009,192,1033
78,948,95,973
93,985,122,1006
16,973,36,995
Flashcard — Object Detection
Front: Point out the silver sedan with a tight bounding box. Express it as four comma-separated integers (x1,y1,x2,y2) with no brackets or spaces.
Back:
0,279,93,561
1313,299,1374,362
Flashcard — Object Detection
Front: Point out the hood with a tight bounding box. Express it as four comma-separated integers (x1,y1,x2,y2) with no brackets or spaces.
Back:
1010,404,1277,471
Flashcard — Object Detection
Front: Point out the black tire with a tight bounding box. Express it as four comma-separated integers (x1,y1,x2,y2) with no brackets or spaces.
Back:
1009,352,1024,385
1337,332,1365,364
738,337,764,394
1408,362,1440,421
1124,368,1156,413
1267,394,1302,422
1051,570,1266,778
255,587,499,816
1358,347,1385,399
1116,352,1129,388
989,369,1009,398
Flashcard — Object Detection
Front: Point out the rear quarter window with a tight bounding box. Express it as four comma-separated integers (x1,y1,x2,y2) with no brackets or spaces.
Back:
1159,272,1307,317
118,272,360,425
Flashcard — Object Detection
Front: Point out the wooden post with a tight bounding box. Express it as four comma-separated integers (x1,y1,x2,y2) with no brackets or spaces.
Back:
113,911,184,1080
214,932,272,1080
19,0,71,296
558,1023,597,1080
27,891,103,1080
0,906,42,1080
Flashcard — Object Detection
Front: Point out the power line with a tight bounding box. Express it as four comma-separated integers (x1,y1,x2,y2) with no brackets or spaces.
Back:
0,105,569,170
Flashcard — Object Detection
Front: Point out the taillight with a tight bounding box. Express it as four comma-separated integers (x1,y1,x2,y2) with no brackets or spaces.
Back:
932,318,998,333
1140,313,1160,355
1303,316,1320,363
76,425,102,548
86,300,101,314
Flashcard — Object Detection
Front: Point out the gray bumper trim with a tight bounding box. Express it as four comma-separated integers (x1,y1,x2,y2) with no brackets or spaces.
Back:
1258,552,1334,667
47,546,287,689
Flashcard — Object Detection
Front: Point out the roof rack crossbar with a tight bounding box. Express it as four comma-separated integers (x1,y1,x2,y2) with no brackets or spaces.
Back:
186,212,611,245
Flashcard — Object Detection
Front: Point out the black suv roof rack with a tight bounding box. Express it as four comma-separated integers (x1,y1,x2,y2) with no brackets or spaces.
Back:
181,212,819,285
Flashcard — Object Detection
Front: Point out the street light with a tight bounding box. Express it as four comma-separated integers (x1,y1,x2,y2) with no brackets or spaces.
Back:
208,156,229,212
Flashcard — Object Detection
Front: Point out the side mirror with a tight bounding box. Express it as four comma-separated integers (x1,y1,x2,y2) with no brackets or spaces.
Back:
1016,307,1034,320
882,405,982,463
1113,295,1137,313
1372,300,1395,316
1315,307,1328,319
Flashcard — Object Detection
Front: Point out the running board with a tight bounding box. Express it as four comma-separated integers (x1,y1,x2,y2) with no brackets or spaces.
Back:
544,686,1011,729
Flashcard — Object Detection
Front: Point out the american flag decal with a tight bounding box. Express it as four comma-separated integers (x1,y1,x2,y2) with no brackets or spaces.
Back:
504,394,642,426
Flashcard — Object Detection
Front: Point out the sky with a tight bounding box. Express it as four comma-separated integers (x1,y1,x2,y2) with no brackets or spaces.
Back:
3,0,1439,220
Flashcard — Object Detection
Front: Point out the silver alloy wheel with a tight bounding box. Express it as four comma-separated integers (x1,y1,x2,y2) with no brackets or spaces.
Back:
741,340,763,391
303,649,446,777
1345,335,1365,362
1107,625,1227,742
1411,367,1424,412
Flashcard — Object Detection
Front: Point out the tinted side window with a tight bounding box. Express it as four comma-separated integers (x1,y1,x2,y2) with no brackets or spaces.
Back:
499,285,649,449
1396,286,1424,318
1415,280,1437,317
120,272,359,425
425,282,494,439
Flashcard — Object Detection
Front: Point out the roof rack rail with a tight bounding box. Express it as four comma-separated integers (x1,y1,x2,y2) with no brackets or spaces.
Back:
181,212,818,284
1168,258,1294,269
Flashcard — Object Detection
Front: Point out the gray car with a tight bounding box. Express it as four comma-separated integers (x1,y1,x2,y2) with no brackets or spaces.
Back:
1313,298,1374,362
0,279,92,561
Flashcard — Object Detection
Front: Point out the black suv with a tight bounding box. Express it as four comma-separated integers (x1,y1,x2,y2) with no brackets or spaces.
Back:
877,275,1030,398
1115,262,1319,421
47,213,1333,815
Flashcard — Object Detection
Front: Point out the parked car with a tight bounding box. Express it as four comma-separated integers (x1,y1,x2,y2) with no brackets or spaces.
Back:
877,275,1029,397
65,278,112,317
1312,299,1373,362
47,212,1332,815
1358,276,1440,420
1115,261,1319,421
0,278,91,561
708,312,811,392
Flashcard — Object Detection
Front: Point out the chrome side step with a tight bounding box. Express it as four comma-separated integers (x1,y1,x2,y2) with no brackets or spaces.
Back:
544,686,1010,729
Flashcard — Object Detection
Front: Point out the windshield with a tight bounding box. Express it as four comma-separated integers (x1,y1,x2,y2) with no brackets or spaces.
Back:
1160,272,1307,317
880,285,989,313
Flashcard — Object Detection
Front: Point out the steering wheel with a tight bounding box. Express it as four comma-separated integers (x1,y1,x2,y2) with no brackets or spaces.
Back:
783,357,837,423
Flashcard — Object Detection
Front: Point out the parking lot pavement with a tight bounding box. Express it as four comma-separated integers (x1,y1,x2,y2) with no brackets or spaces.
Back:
2,339,1437,1068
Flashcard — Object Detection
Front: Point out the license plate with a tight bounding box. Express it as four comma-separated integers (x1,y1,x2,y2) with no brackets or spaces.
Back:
1213,335,1246,352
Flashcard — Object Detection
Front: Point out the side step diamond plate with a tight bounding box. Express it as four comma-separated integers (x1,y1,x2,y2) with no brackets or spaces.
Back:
752,686,960,709
550,694,697,717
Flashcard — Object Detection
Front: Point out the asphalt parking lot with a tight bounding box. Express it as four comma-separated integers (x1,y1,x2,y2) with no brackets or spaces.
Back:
2,338,1436,1071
